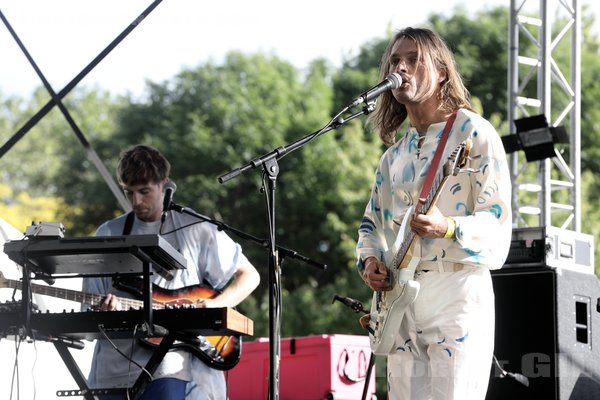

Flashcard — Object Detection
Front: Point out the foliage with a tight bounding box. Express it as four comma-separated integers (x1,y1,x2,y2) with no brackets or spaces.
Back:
1,5,599,347
580,11,600,176
0,88,126,236
0,183,66,233
430,6,512,120
42,53,383,312
581,170,600,276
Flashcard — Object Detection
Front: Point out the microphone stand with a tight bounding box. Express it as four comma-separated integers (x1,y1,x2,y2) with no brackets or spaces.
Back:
168,204,326,270
332,294,376,400
217,101,375,400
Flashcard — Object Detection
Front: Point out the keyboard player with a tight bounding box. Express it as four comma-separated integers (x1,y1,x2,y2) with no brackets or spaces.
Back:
83,144,260,400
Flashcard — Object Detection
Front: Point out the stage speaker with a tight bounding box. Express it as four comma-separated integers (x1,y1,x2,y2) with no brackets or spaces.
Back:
486,267,600,400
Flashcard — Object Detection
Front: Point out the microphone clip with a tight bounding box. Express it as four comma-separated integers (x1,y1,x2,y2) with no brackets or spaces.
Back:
332,294,367,314
348,72,402,109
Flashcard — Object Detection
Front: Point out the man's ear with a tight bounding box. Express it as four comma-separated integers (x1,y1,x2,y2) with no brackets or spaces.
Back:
438,68,447,84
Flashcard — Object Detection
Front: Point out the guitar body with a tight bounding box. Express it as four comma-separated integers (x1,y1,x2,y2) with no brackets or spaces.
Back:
139,285,242,371
367,210,421,356
368,276,420,355
366,139,471,356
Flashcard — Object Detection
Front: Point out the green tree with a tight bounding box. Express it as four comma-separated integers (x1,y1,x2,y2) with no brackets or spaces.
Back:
0,86,126,234
430,6,511,120
56,53,384,334
2,5,600,345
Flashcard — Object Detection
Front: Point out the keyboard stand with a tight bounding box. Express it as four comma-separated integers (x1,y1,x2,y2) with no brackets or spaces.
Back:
54,333,177,400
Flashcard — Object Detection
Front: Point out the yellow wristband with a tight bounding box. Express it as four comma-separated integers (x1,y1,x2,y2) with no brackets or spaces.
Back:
444,217,456,239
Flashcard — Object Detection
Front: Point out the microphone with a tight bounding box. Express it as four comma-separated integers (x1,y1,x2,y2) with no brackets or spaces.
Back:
332,294,367,314
161,181,177,223
349,73,402,108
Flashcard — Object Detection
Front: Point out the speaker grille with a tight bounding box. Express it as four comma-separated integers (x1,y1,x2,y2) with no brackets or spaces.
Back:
486,267,600,400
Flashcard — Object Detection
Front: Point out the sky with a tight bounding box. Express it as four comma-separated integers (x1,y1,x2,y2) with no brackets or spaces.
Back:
0,0,598,100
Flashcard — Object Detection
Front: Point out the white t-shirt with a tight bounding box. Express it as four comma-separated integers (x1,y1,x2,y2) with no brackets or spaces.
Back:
83,210,250,399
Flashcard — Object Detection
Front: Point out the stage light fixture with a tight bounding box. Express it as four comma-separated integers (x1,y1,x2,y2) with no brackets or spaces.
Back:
501,114,569,162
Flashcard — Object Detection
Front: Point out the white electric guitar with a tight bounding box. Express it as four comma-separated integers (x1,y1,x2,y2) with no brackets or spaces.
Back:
365,140,471,355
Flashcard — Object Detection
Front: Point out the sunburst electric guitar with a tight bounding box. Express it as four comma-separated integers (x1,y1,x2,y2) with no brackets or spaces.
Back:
365,140,471,356
0,271,240,370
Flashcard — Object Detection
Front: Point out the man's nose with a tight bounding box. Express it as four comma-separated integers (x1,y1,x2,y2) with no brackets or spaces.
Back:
394,59,408,73
131,193,143,205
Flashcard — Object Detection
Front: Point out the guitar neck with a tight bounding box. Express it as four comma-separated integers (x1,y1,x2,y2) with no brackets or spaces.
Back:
5,279,147,310
419,170,446,215
391,171,448,270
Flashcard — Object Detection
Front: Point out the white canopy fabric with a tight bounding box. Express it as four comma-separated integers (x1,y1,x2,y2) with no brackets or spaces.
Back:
0,217,22,242
0,218,50,309
0,218,93,398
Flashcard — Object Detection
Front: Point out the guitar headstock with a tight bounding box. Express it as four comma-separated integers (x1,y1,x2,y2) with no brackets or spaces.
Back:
444,139,471,176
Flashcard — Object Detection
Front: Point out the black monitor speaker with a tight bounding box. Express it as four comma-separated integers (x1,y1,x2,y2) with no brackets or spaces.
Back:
486,267,600,400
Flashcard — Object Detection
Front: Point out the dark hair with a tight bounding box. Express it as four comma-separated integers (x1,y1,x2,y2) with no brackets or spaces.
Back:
370,27,473,145
116,144,170,186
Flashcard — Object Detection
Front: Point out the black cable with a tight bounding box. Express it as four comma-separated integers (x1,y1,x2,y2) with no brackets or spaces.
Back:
159,219,206,236
97,324,153,381
492,354,529,387
31,337,38,400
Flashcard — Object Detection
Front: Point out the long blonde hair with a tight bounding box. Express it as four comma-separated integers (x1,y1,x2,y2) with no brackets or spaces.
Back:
370,27,473,145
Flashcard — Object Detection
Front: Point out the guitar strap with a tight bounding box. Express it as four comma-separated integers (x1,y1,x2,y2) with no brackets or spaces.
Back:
417,112,457,213
122,211,135,235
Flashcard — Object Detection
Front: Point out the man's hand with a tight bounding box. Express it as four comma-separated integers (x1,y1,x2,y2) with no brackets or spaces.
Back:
93,293,121,311
194,298,222,308
410,202,448,239
362,257,391,291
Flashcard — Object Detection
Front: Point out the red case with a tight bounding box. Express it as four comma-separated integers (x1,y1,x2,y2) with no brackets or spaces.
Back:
227,334,376,400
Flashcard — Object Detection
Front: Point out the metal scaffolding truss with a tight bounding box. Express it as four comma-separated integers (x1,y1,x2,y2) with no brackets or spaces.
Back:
0,2,167,213
508,0,582,231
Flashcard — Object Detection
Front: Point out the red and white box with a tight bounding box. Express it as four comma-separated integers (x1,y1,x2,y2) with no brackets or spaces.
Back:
227,334,376,400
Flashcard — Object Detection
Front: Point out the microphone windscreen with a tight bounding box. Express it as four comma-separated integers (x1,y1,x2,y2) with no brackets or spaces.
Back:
387,72,403,89
164,180,177,193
